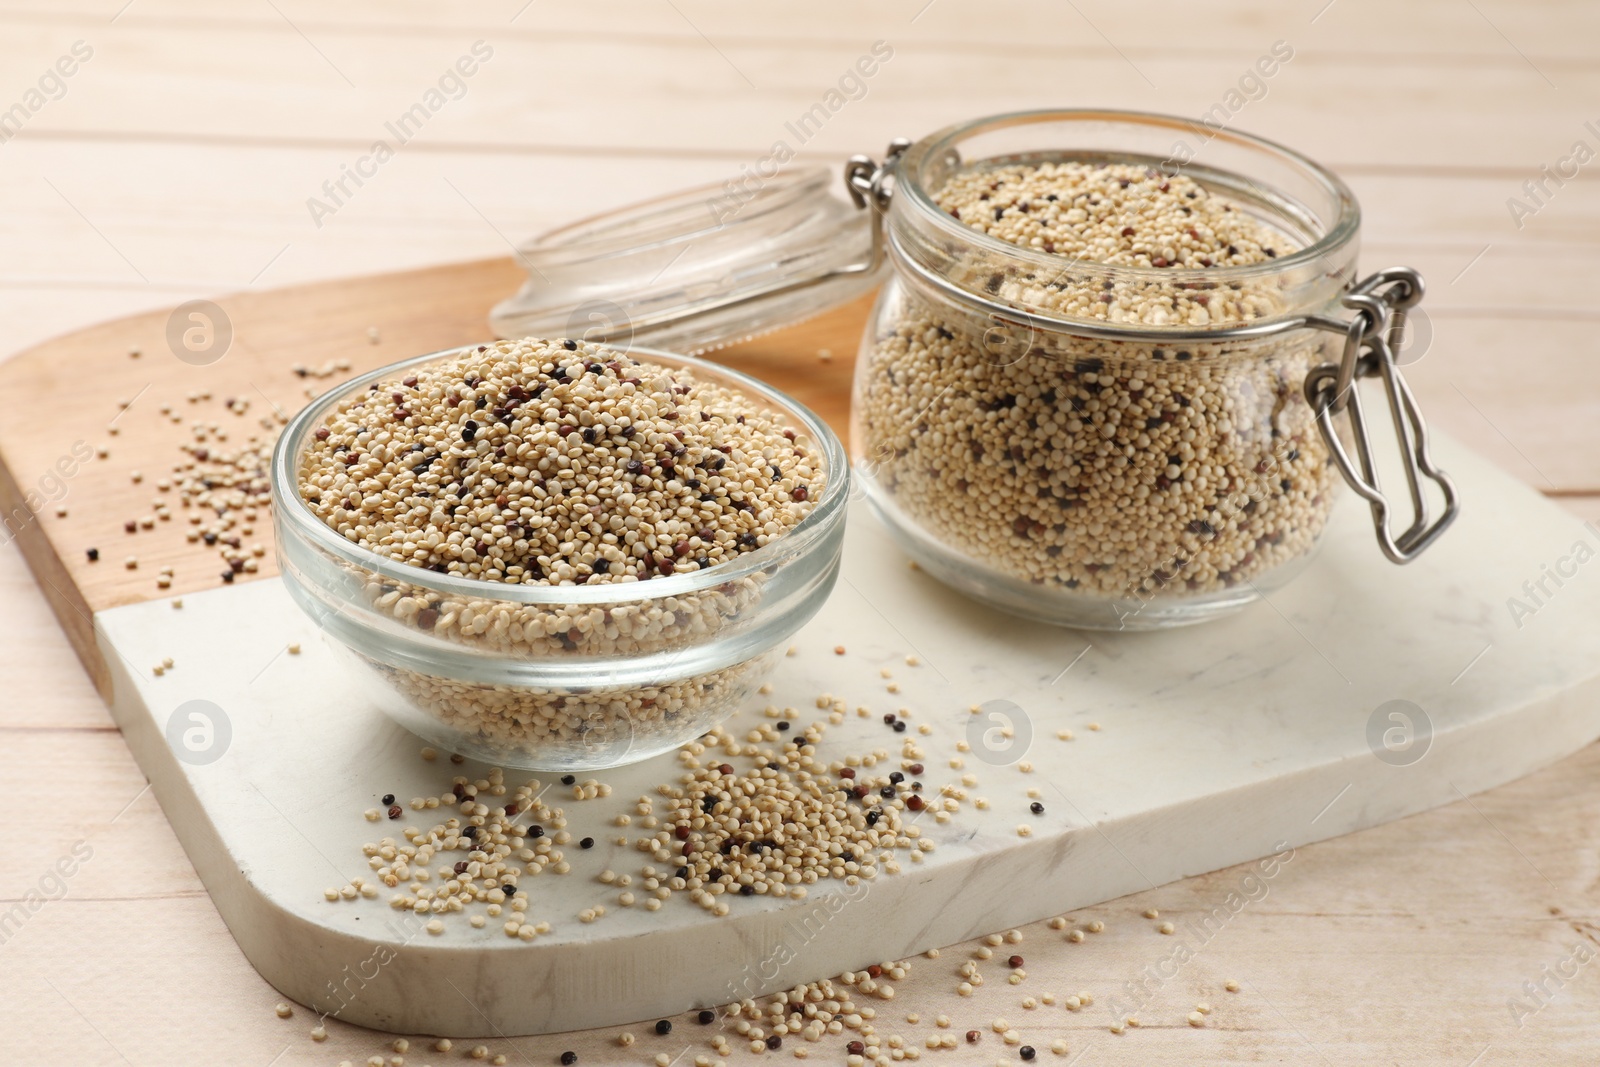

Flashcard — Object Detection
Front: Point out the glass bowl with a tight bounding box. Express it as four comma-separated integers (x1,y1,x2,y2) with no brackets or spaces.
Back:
270,343,848,770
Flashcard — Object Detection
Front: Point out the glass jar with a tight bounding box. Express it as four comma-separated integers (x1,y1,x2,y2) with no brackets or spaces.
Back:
848,110,1456,629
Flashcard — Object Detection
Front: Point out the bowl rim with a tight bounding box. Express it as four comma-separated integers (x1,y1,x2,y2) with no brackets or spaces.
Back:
269,341,849,607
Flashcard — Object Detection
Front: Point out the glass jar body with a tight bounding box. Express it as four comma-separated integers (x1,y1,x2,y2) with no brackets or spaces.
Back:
853,272,1342,628
849,110,1362,629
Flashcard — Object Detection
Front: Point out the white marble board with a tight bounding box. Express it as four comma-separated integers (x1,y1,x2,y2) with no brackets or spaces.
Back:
93,434,1600,1036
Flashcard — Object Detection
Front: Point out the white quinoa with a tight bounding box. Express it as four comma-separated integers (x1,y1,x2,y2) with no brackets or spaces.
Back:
298,337,820,588
857,160,1336,604
354,648,775,761
634,717,937,912
295,338,826,759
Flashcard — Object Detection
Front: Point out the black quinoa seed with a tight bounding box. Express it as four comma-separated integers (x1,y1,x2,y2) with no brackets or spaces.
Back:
698,1010,716,1025
766,1035,782,1050
561,774,576,785
655,1020,672,1035
86,547,99,561
1021,1046,1036,1060
561,1052,577,1065
893,721,907,733
580,837,595,849
1030,801,1045,815
381,793,395,806
462,825,478,838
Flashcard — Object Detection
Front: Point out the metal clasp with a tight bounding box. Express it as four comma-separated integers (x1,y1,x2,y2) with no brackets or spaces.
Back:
1303,267,1459,564
842,138,910,274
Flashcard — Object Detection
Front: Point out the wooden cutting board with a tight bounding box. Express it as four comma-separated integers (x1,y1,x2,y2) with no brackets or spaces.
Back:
7,260,1600,1037
0,256,867,699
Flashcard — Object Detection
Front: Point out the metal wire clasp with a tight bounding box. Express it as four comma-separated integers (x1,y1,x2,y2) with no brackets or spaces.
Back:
842,138,910,273
1303,267,1459,564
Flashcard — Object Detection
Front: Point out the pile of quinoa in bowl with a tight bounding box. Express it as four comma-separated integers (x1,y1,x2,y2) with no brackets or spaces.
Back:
854,148,1350,629
272,338,846,769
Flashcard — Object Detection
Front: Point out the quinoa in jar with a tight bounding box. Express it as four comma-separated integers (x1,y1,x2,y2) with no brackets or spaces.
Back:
851,111,1454,628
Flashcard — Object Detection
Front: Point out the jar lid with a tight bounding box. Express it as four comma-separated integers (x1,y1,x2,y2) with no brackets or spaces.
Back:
489,166,881,353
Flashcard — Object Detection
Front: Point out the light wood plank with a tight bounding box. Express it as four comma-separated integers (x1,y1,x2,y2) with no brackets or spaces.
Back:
7,0,1600,63
0,10,1591,172
3,3,1599,1062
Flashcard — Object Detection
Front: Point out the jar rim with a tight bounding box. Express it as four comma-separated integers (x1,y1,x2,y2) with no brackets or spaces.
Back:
269,342,849,608
894,107,1361,298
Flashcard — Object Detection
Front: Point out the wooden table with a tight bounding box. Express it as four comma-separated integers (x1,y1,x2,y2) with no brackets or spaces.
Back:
3,3,1597,1064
